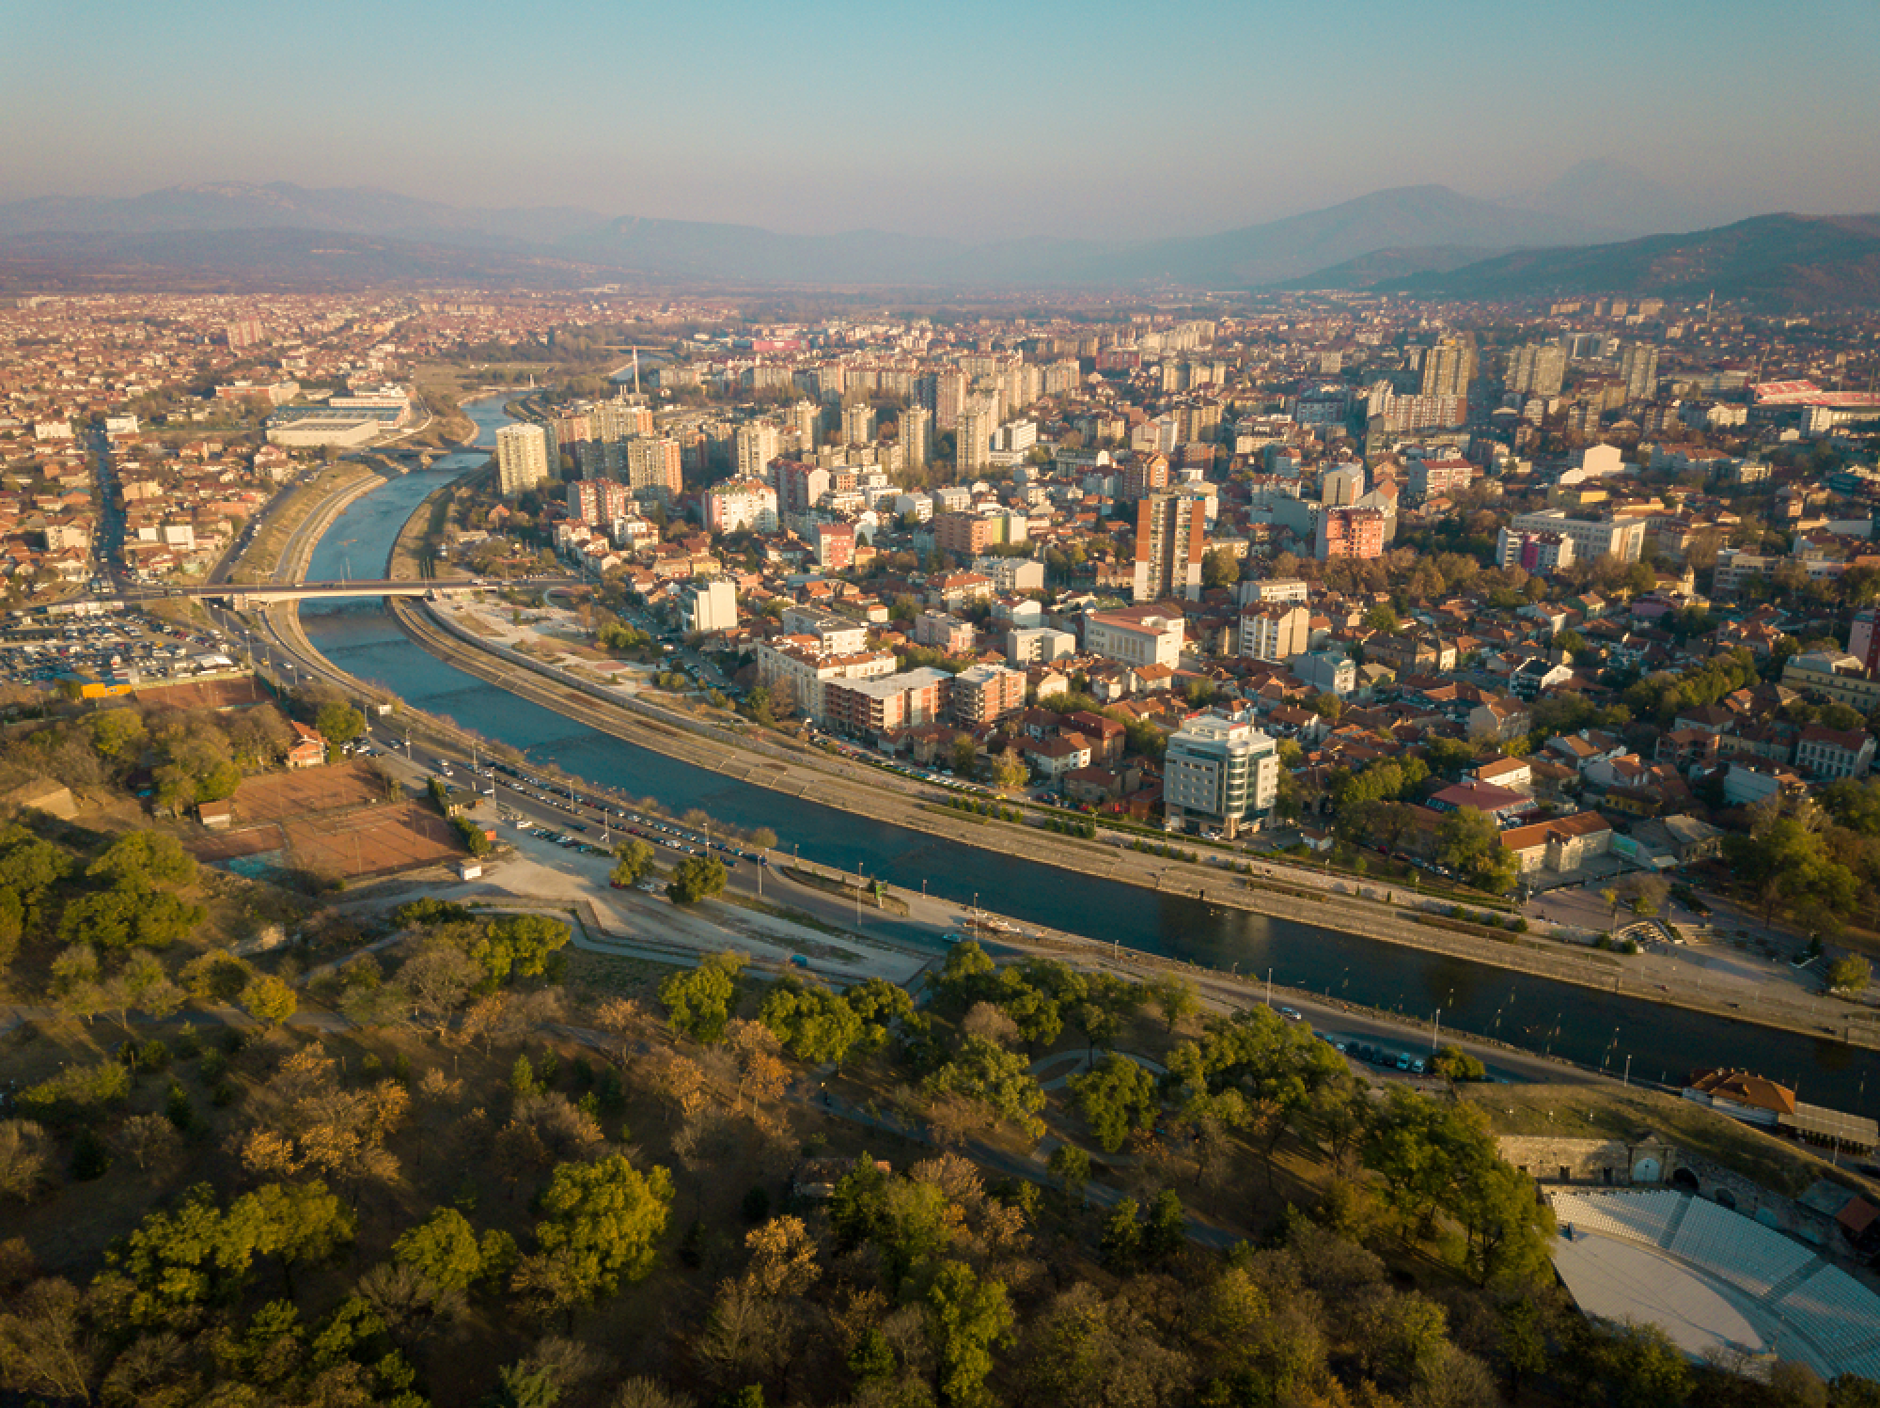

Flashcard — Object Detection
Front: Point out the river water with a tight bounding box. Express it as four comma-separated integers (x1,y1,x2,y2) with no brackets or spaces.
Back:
297,399,1877,1113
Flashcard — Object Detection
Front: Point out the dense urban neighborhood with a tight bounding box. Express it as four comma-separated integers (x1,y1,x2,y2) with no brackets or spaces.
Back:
7,279,1880,1408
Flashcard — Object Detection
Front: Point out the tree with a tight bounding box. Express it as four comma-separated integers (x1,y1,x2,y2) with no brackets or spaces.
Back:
1828,955,1873,994
315,702,366,747
530,1155,675,1308
475,914,571,984
1201,547,1241,591
1436,806,1516,893
1430,1044,1487,1089
393,1207,491,1292
1067,1054,1159,1154
660,951,745,1045
88,831,197,890
240,973,298,1029
925,1036,1046,1141
1046,1143,1090,1206
609,838,655,887
0,1121,51,1202
924,1260,1013,1408
988,751,1029,793
1144,973,1199,1033
952,734,979,779
400,943,483,1035
666,854,727,905
758,979,863,1066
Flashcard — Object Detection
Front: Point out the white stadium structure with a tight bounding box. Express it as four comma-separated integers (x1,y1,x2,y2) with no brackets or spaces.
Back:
1550,1188,1880,1379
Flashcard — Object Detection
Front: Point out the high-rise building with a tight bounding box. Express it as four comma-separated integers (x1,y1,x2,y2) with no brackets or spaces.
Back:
496,423,551,497
1620,342,1660,402
843,402,876,446
1132,491,1205,602
1315,506,1386,561
1507,343,1568,397
901,405,931,469
956,399,995,475
626,436,682,502
773,460,831,516
1852,609,1880,678
567,478,633,524
1420,337,1475,398
1162,709,1279,837
790,400,821,453
735,421,782,479
934,369,967,430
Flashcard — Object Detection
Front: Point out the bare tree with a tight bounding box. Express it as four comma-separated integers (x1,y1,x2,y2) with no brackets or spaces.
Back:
398,943,482,1036
112,1115,182,1175
961,1001,1020,1049
0,1121,51,1202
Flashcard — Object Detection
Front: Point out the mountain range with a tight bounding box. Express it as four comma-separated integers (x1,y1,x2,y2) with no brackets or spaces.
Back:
1,178,1876,309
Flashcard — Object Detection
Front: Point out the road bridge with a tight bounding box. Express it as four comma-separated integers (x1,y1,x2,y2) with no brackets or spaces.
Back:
114,577,584,608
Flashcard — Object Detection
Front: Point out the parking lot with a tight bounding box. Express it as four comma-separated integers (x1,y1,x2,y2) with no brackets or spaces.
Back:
0,608,239,695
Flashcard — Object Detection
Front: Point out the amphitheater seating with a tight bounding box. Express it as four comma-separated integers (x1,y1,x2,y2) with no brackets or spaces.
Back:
1775,1266,1880,1365
1549,1189,1686,1248
1669,1198,1816,1299
1550,1189,1880,1381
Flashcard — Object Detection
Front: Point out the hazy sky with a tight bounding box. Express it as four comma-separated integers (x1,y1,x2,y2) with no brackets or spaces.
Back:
9,0,1880,240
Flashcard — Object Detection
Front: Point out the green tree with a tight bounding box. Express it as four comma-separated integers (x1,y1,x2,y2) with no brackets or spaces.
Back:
240,973,298,1029
1594,1320,1692,1407
659,951,745,1044
666,853,727,905
1456,1157,1556,1289
1144,973,1199,1033
1430,1044,1487,1089
531,1155,675,1307
758,978,864,1066
926,1036,1046,1140
988,752,1029,793
474,913,570,984
314,701,366,746
1436,806,1517,892
1098,1198,1141,1273
609,838,655,887
1828,955,1873,993
393,1207,489,1292
88,831,197,889
925,1260,1014,1408
1067,1053,1160,1154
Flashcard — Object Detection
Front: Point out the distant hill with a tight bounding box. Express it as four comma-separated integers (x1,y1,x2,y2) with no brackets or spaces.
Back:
1383,213,1880,310
1091,185,1614,287
4,180,1874,306
0,182,604,250
0,228,615,295
1278,244,1509,291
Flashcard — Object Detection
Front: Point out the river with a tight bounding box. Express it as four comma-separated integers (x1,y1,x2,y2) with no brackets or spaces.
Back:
297,398,1877,1113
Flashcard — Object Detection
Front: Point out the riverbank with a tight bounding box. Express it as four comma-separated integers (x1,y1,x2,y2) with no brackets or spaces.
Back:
390,592,1880,1054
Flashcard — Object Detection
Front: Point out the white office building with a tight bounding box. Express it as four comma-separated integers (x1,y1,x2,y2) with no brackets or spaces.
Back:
1163,709,1280,837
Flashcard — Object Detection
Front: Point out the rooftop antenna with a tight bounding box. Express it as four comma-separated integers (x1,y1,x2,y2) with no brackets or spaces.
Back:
633,347,642,396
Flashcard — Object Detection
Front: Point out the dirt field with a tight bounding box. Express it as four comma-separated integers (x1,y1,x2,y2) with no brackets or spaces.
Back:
222,759,387,824
192,802,462,880
184,762,462,881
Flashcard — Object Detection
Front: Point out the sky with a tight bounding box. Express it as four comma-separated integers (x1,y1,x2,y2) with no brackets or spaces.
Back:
8,0,1880,242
